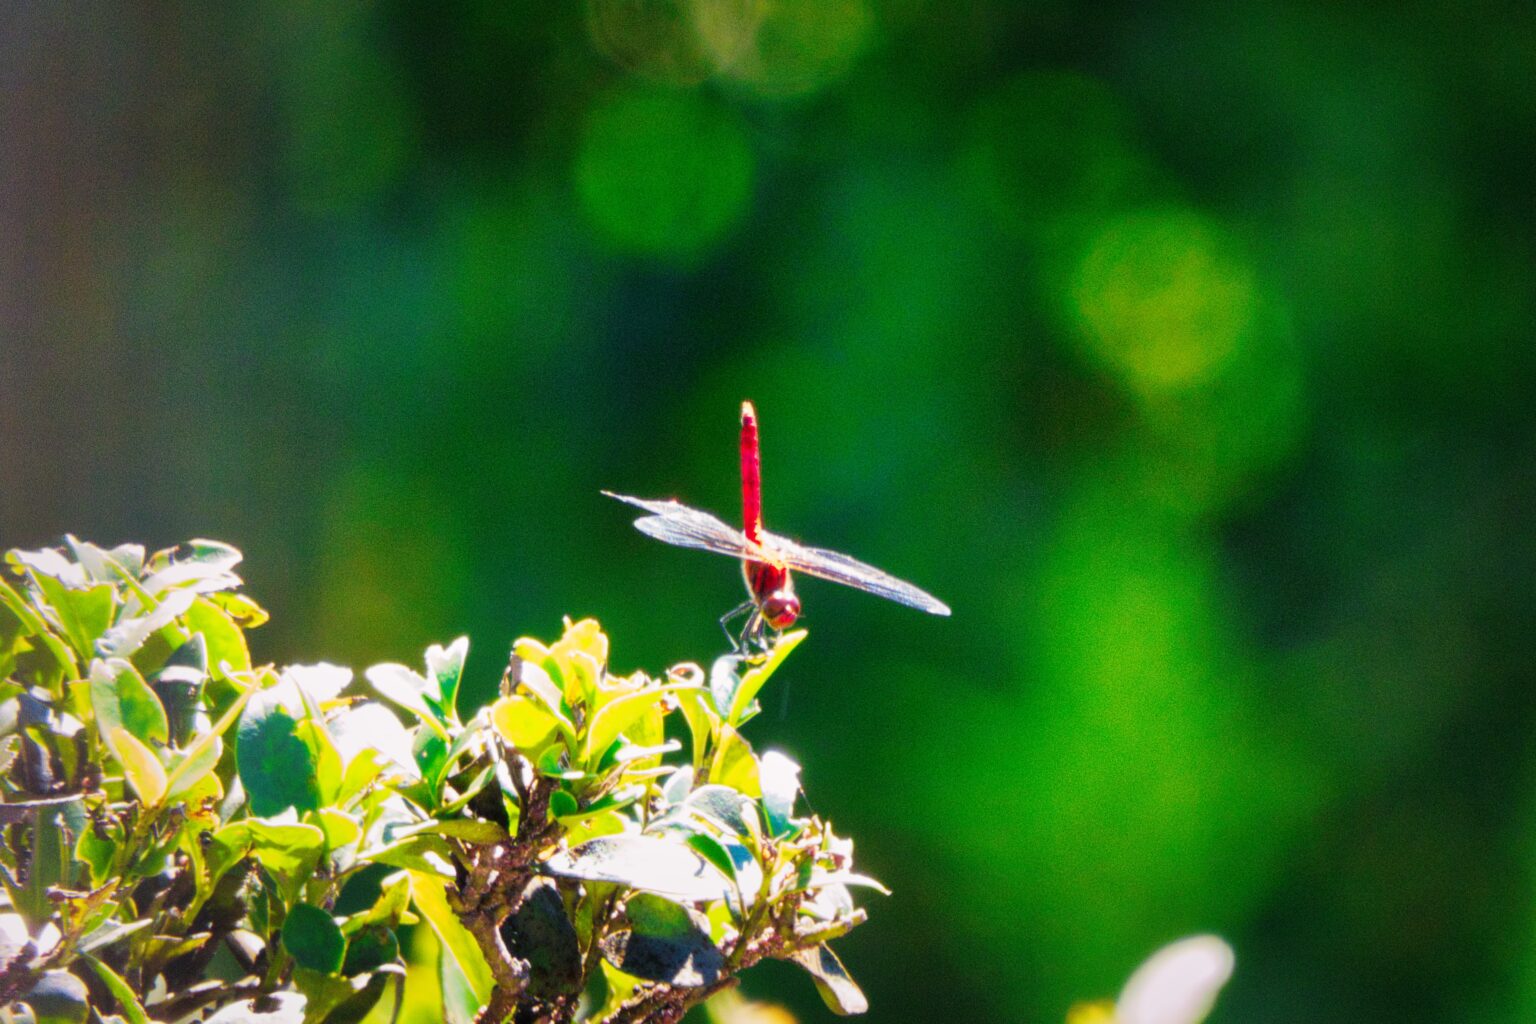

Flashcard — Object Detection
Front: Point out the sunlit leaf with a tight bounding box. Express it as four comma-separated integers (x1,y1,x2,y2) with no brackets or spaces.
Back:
791,944,868,1015
21,969,90,1024
490,695,561,754
710,725,760,798
425,636,468,722
109,727,167,806
406,870,493,1009
203,991,307,1023
184,597,250,675
544,834,734,903
600,896,724,988
759,751,802,838
582,682,700,764
90,658,169,747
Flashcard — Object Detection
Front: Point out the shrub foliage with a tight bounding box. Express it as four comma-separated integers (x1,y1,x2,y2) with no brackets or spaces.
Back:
0,538,877,1023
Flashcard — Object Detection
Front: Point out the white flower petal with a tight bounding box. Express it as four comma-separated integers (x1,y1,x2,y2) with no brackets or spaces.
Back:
1117,935,1235,1024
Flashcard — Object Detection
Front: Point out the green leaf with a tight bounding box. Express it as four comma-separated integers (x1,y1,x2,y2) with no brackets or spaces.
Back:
215,818,328,904
365,662,442,729
725,630,805,726
79,953,149,1024
18,799,79,924
0,576,77,684
238,689,320,816
675,689,717,772
709,725,760,798
555,784,645,825
397,818,509,845
164,679,253,799
425,636,468,722
360,834,455,876
90,658,169,747
683,833,737,891
624,892,695,937
341,924,399,976
313,808,364,850
163,734,221,803
22,970,90,1024
791,944,869,1015
582,681,700,764
33,575,114,661
110,727,167,806
284,902,348,974
152,633,208,746
544,834,734,903
682,785,753,837
406,870,494,1009
295,718,344,805
75,824,118,888
499,878,582,998
599,898,724,988
185,597,251,675
97,589,195,660
343,871,413,934
489,695,561,753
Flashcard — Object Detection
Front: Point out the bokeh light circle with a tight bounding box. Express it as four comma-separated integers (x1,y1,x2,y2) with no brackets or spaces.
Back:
585,0,758,86
722,0,873,98
575,87,755,260
1068,207,1258,395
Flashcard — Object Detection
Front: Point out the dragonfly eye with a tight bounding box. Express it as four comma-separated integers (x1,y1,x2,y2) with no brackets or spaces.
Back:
761,591,801,630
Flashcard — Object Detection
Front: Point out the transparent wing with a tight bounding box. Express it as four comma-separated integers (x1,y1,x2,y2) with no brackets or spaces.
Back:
762,530,952,616
603,492,763,560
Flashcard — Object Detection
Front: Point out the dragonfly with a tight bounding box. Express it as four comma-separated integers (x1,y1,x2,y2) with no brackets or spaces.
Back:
605,401,950,652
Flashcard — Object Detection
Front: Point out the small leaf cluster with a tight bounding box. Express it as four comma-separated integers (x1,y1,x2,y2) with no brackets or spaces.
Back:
0,538,878,1024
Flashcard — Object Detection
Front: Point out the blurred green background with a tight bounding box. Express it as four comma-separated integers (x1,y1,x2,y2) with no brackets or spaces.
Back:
1,2,1533,1021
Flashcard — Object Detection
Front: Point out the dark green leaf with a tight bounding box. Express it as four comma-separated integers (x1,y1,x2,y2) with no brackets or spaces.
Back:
500,878,582,998
237,690,320,816
624,892,694,937
284,903,348,974
341,924,399,976
599,907,725,988
78,953,149,1024
151,634,207,746
22,970,90,1024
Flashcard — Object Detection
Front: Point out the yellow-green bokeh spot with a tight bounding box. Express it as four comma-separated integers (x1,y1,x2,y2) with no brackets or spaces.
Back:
586,0,759,87
576,88,754,261
1069,206,1258,396
722,0,873,98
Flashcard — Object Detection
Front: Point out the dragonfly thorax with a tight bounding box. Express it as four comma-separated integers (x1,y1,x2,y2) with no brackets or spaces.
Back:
744,560,800,629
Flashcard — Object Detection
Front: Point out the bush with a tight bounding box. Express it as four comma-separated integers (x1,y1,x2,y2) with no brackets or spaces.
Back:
0,537,877,1023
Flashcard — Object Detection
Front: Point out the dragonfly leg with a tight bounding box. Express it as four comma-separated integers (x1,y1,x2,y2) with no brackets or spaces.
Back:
740,610,777,662
719,600,755,651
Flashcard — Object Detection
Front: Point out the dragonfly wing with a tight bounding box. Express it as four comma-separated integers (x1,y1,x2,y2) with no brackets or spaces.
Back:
763,530,951,616
603,492,758,560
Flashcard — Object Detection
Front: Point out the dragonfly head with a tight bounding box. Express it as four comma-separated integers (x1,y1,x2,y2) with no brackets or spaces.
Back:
760,589,801,630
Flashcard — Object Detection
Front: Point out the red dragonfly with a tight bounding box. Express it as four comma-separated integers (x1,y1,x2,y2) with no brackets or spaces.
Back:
606,401,950,650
